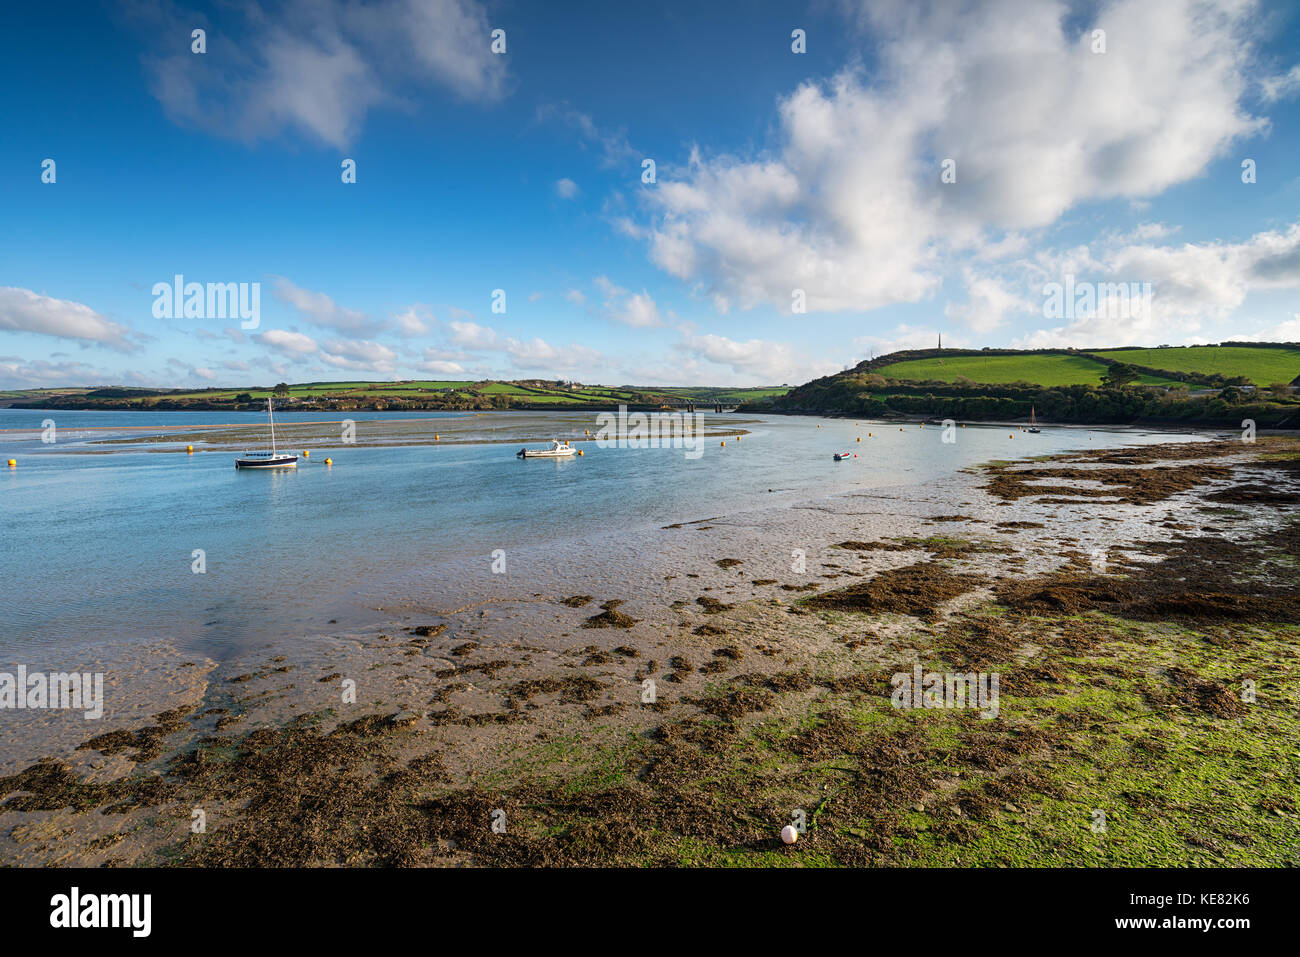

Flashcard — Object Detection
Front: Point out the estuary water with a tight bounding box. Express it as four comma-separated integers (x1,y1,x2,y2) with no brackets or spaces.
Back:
0,408,1209,653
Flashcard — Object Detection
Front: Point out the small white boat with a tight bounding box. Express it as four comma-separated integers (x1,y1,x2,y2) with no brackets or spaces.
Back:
1027,405,1041,434
236,398,298,469
517,440,576,458
833,451,854,461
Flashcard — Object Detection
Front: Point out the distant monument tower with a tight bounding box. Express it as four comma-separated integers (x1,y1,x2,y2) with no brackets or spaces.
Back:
938,333,942,350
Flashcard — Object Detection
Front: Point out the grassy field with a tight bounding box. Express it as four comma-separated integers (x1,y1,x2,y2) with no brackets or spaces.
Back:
875,353,1181,387
1090,346,1300,386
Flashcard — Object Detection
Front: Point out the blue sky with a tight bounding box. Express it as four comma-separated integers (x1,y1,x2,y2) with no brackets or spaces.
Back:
2,0,1299,389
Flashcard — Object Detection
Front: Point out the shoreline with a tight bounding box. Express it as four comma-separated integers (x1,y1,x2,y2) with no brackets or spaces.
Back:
2,434,1297,866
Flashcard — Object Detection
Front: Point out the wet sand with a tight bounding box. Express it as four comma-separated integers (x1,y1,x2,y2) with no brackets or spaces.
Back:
2,435,1298,866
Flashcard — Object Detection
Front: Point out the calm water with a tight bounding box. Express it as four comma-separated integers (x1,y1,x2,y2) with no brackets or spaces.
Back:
0,408,1209,652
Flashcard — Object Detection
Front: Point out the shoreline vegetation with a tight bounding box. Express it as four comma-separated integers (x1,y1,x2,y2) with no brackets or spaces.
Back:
2,434,1297,867
6,342,1296,430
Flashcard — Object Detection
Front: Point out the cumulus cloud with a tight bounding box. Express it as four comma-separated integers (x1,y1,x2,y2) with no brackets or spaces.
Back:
1012,222,1300,347
944,270,1036,333
640,0,1274,314
594,276,663,327
320,337,398,372
0,287,134,350
418,358,466,374
393,305,435,337
446,320,500,349
272,278,377,334
258,329,319,356
140,0,507,148
676,333,837,382
554,178,579,199
0,356,106,389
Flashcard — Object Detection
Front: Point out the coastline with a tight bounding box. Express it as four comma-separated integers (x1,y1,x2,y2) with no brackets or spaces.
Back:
2,434,1298,866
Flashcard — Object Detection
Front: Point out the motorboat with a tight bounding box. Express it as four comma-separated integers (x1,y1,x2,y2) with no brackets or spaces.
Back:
517,440,576,458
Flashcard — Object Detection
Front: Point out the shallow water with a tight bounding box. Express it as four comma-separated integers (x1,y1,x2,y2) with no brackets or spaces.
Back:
0,408,1211,652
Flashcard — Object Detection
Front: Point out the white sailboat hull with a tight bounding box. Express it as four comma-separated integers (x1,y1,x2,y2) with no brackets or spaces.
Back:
235,454,298,469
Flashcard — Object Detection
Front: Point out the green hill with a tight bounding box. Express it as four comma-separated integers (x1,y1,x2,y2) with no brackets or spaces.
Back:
755,343,1300,428
875,353,1181,387
1089,346,1300,386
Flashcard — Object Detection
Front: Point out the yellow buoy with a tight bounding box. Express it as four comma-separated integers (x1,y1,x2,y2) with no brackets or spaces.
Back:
856,437,861,442
324,457,333,465
577,449,584,456
302,450,309,458
737,436,741,442
186,445,194,454
868,432,872,437
435,434,440,441
6,459,15,468
720,440,725,446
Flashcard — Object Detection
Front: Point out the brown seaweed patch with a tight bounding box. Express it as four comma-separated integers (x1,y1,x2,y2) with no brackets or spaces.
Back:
805,563,985,620
582,600,639,629
696,596,733,615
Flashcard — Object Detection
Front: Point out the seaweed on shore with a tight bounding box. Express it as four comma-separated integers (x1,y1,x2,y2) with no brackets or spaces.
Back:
804,562,985,620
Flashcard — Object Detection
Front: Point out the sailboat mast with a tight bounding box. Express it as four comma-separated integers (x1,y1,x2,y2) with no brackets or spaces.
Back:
268,396,277,455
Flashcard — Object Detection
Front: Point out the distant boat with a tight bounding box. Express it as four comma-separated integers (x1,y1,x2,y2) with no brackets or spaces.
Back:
833,451,854,461
517,440,576,458
1027,406,1041,434
235,398,298,469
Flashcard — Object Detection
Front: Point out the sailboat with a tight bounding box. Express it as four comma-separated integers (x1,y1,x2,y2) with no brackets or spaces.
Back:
1027,406,1041,434
235,397,299,469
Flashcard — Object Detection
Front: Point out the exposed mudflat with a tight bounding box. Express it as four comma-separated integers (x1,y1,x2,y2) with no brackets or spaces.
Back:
3,435,1298,867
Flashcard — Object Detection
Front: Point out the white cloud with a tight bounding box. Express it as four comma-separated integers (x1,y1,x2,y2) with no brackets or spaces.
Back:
640,0,1273,314
393,305,435,336
446,320,500,349
1013,222,1300,347
594,276,663,327
535,103,637,167
142,0,507,148
0,356,106,389
259,329,319,355
272,277,377,334
0,286,134,350
418,359,466,375
320,337,398,372
676,333,837,382
554,178,579,199
944,270,1035,333
1260,64,1300,102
